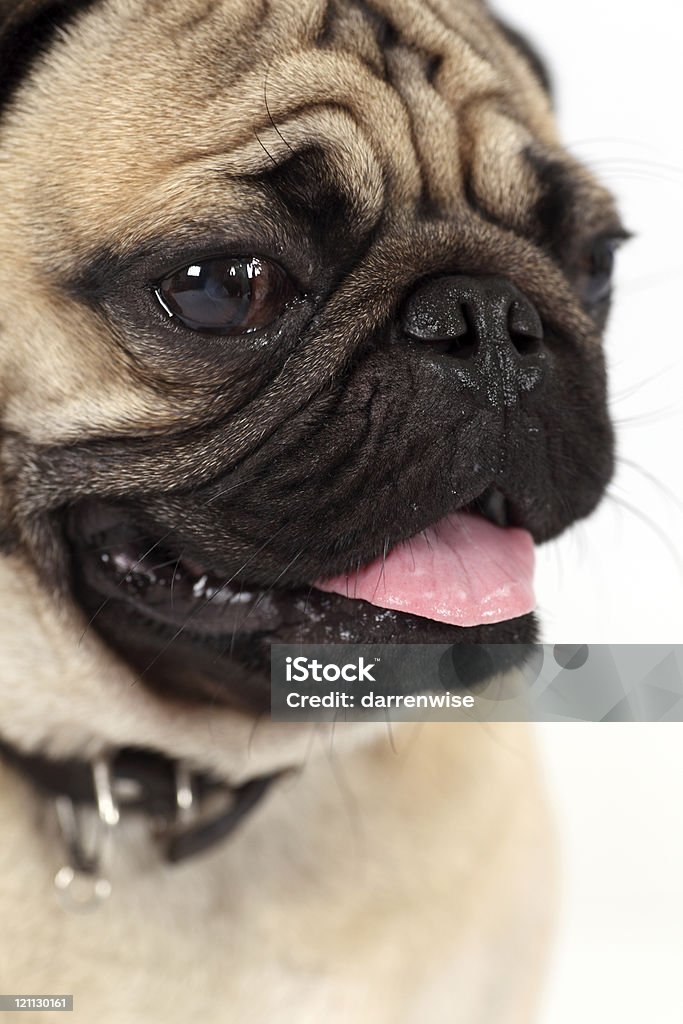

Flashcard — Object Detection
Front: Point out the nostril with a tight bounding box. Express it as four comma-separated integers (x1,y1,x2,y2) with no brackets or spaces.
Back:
510,332,543,356
401,297,467,346
448,336,477,358
400,274,546,375
419,334,477,357
401,297,480,358
508,299,544,356
447,302,478,358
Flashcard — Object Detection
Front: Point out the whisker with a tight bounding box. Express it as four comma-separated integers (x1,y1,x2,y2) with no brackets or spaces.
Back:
221,548,306,661
612,405,682,428
77,528,177,644
606,490,683,583
617,456,683,516
169,552,183,611
384,714,397,754
406,536,416,572
619,267,683,296
132,522,290,682
371,536,390,600
263,64,295,156
608,365,674,404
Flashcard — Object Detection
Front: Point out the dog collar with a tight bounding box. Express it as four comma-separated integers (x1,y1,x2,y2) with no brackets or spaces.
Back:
0,739,282,910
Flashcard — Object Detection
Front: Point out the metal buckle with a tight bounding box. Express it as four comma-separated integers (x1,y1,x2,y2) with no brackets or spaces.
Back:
53,753,118,913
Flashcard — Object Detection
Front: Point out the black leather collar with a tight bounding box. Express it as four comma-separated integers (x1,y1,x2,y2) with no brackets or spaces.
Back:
0,739,282,864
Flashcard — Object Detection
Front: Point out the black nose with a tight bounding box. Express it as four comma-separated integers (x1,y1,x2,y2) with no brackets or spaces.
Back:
400,275,546,404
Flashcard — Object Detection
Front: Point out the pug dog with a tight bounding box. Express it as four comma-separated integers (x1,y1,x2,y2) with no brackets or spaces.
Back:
0,0,625,1021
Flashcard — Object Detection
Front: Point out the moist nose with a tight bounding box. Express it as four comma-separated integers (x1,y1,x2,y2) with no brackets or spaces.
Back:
400,274,547,403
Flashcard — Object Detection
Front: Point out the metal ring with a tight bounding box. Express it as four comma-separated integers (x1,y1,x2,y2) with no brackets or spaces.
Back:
53,795,113,912
54,865,112,912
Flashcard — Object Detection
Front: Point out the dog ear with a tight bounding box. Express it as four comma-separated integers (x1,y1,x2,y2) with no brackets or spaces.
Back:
0,1,98,114
493,16,553,99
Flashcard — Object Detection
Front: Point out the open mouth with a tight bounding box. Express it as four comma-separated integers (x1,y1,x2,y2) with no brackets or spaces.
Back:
65,488,537,710
316,491,535,628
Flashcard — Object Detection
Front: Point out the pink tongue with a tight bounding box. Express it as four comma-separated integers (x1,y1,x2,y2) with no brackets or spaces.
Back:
314,513,535,627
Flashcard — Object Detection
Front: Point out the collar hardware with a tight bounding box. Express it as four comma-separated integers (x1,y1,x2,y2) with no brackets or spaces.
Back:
53,791,114,912
0,740,283,911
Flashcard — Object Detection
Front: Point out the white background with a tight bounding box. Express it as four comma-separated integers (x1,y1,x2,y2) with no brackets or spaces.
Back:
492,0,683,644
492,2,683,1021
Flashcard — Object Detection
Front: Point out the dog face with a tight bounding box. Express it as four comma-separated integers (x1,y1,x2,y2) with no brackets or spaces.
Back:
0,0,623,728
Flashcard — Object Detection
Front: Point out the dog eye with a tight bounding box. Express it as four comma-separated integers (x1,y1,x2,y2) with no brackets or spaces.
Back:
576,237,622,309
154,256,297,334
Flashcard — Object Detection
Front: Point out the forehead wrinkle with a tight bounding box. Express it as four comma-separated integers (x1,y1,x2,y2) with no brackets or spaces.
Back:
381,46,464,213
2,42,422,247
218,50,424,203
140,0,327,47
169,105,388,238
368,0,557,143
2,0,566,281
321,0,555,219
465,108,542,232
318,3,505,220
1,0,553,245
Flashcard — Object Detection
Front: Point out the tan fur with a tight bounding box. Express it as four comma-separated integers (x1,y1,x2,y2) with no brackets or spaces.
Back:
0,0,614,445
0,550,557,1023
0,1,574,1019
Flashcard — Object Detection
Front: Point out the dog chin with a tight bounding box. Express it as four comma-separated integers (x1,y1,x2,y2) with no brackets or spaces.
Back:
64,499,538,713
